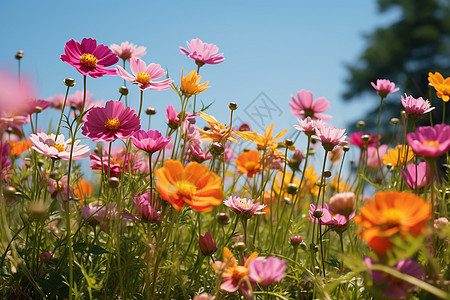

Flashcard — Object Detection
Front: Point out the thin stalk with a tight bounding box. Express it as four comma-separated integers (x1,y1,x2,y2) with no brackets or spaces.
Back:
138,90,144,118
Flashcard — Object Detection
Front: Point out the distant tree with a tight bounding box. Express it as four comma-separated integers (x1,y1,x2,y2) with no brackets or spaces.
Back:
343,0,450,133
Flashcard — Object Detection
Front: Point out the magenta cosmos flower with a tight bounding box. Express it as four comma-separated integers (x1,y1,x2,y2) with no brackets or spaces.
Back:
131,130,171,154
248,256,287,287
293,117,325,136
401,94,434,120
401,162,432,190
110,41,146,61
223,196,266,219
314,123,347,151
82,100,141,142
349,132,380,148
371,79,400,97
289,89,332,120
61,38,118,78
24,99,49,115
133,193,160,223
180,38,225,66
90,146,142,178
30,132,90,160
364,258,424,299
406,124,450,158
116,58,173,91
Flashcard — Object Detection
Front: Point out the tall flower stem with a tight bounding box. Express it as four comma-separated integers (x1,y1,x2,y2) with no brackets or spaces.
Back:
336,150,347,193
318,219,326,276
315,150,329,208
138,90,144,118
56,84,72,136
122,59,128,107
376,95,385,178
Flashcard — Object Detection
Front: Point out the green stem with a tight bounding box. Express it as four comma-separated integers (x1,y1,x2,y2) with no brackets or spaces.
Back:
56,85,71,136
138,90,144,118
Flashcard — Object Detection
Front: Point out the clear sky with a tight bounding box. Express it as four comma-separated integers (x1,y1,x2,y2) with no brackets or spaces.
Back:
0,0,398,163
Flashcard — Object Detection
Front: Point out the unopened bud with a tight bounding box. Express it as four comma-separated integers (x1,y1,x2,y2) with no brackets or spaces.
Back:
210,142,224,156
289,235,303,245
28,201,49,220
15,50,24,60
285,139,294,147
310,242,318,252
361,134,371,142
286,183,298,195
233,242,246,252
217,212,230,225
390,118,399,125
63,78,76,87
284,197,292,205
35,106,43,114
118,86,129,95
146,107,156,115
108,177,120,188
229,102,238,111
238,123,250,131
343,145,350,152
312,210,323,219
3,186,17,198
323,171,332,178
357,121,365,129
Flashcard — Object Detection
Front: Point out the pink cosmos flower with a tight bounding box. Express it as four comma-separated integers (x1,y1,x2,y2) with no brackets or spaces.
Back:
83,200,118,231
406,124,450,158
349,132,380,148
189,143,212,163
0,111,30,126
116,58,173,91
110,41,146,61
24,99,49,114
67,90,103,112
309,203,332,224
371,79,400,97
293,117,325,136
133,193,160,223
0,71,34,112
46,94,65,110
131,130,171,154
314,123,347,151
47,175,74,206
193,293,215,300
248,256,287,287
289,90,332,120
364,258,424,299
30,132,90,160
82,100,141,142
401,94,434,120
90,146,142,178
401,162,432,190
179,38,225,66
166,104,198,129
329,192,356,217
61,38,118,78
223,196,266,219
366,145,388,169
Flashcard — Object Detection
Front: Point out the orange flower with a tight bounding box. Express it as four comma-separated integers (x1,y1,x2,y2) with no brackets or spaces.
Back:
212,247,258,297
235,150,261,178
179,69,210,97
353,191,431,255
9,140,32,156
197,111,256,143
253,123,287,156
428,72,450,102
262,190,275,215
74,179,93,202
154,160,223,212
382,145,414,167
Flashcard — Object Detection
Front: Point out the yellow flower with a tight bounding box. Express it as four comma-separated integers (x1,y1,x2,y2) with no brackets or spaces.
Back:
253,123,287,156
180,69,210,97
197,111,257,143
302,165,320,196
428,72,450,102
382,145,414,167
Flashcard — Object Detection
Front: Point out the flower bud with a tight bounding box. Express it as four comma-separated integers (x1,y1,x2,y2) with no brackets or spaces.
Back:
233,242,246,252
38,250,54,261
63,78,76,87
118,86,129,95
108,177,120,188
15,50,24,60
238,123,251,131
323,171,332,178
361,134,371,142
229,102,238,111
209,142,224,156
199,232,216,256
28,201,49,220
390,118,400,125
284,197,292,205
433,217,449,229
289,235,303,245
285,139,294,147
357,121,365,129
309,242,318,252
3,186,17,198
328,192,355,217
146,107,156,115
217,212,230,225
343,145,350,152
288,149,304,172
286,183,298,195
312,210,323,219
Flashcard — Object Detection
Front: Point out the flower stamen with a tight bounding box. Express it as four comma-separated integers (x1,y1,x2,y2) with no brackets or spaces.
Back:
80,53,98,68
136,72,151,85
105,118,121,130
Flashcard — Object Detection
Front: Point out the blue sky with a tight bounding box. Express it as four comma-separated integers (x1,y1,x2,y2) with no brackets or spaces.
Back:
0,0,398,164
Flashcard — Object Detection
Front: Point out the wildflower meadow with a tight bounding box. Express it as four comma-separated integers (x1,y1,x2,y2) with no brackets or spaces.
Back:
1,37,449,300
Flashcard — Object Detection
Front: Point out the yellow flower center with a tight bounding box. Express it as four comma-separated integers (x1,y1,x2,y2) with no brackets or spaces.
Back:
80,53,98,68
232,266,248,280
239,200,249,208
244,161,256,171
383,208,405,226
423,140,439,148
105,118,121,130
176,181,196,200
51,143,65,152
136,72,151,85
112,158,123,165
